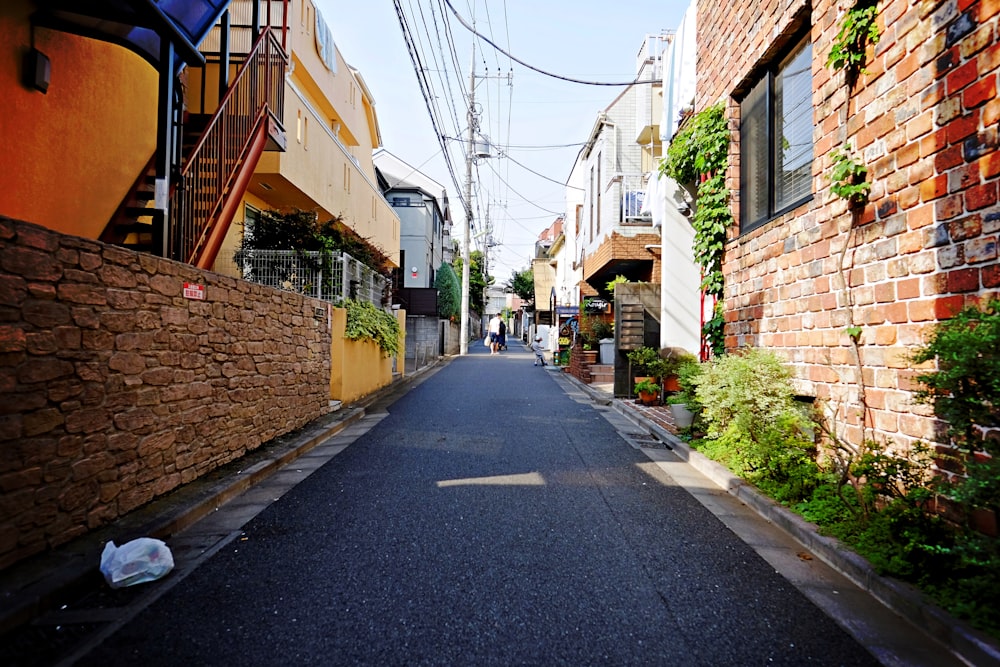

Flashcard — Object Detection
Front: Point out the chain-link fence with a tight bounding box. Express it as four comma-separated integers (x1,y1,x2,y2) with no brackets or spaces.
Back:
218,249,387,306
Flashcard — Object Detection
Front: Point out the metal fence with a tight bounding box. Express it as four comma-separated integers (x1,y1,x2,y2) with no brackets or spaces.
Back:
218,249,387,306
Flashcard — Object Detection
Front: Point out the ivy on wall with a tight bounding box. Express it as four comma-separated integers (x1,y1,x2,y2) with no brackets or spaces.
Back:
662,102,731,357
343,299,400,357
826,0,881,83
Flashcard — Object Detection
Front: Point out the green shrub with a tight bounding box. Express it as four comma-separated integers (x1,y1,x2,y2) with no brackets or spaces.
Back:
910,300,1000,456
434,262,461,320
692,349,817,492
682,328,1000,638
626,347,660,377
903,300,1000,635
674,359,703,408
343,299,400,357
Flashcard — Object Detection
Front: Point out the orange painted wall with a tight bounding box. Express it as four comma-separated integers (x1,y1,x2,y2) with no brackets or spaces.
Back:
0,1,157,239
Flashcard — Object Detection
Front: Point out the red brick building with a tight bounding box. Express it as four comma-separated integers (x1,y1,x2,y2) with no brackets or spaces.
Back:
698,0,999,450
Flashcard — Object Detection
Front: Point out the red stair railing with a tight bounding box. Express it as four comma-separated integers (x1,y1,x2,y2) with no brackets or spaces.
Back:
171,26,287,265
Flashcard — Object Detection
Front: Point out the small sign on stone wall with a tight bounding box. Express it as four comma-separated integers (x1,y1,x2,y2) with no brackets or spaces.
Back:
183,283,205,300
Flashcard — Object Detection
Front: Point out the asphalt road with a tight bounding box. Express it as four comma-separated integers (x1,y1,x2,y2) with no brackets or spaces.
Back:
75,346,888,666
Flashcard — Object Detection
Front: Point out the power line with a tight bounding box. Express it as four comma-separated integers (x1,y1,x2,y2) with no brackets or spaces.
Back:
393,0,466,206
501,151,584,190
441,0,659,87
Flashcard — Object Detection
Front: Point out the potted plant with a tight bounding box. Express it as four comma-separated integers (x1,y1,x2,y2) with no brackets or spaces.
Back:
666,358,703,429
627,346,660,385
667,355,705,428
665,394,695,428
652,348,699,393
634,378,661,405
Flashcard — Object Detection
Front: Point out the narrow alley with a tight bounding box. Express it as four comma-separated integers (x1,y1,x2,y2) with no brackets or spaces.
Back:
3,343,965,666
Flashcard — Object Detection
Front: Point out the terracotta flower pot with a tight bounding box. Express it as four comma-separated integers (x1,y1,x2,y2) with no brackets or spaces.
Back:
638,389,660,405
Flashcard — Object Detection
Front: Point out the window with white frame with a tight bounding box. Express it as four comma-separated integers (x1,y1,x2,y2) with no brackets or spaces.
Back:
740,32,814,234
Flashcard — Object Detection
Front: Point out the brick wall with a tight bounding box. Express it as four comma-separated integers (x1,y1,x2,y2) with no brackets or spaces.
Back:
582,231,662,284
697,0,1000,450
0,217,332,570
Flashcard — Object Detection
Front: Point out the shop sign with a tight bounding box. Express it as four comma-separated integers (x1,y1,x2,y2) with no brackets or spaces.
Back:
584,298,609,312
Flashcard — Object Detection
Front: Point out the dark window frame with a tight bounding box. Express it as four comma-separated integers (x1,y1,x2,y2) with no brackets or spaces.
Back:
739,30,814,234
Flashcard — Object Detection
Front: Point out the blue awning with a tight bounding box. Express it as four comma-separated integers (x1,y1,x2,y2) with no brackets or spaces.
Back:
34,0,232,70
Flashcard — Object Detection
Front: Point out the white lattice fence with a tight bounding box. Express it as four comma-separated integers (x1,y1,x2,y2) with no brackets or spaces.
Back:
218,250,387,306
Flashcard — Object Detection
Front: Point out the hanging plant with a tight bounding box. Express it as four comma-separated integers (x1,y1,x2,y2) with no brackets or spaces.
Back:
662,102,732,357
342,299,400,357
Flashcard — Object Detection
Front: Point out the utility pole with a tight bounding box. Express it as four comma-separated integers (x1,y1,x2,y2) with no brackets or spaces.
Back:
458,34,509,354
459,36,476,356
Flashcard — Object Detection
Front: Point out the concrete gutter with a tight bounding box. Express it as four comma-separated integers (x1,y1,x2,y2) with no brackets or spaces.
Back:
0,359,446,636
565,374,1000,667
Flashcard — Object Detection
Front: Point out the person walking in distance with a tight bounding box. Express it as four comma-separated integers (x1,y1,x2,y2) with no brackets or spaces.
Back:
487,313,502,355
531,335,547,366
498,319,507,351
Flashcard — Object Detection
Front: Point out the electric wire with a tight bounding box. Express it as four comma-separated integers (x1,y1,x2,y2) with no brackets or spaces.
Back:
441,0,658,86
392,1,463,201
501,150,584,190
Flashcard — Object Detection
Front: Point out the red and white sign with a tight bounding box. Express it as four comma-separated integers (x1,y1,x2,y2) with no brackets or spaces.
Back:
183,282,205,300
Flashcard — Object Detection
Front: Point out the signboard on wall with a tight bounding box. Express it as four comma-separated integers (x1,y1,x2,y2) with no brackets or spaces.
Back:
584,298,609,313
183,283,205,300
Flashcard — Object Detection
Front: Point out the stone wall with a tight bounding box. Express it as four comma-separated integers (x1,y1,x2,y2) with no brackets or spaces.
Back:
697,0,1000,450
405,314,441,371
0,217,332,571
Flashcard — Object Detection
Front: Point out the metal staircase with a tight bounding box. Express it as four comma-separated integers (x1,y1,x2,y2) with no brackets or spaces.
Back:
170,26,287,268
34,0,288,268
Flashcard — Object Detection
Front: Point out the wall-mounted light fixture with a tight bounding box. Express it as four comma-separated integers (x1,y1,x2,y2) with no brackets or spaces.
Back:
23,47,50,94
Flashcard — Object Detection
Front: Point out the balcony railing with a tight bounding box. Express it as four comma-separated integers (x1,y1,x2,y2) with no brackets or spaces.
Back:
218,249,388,307
620,173,652,224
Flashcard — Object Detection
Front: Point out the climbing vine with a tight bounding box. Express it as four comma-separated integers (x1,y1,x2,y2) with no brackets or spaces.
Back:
662,102,731,357
826,0,881,81
824,2,880,445
829,144,871,207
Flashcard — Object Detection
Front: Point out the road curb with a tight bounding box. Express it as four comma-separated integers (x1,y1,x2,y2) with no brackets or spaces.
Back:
0,361,445,637
564,373,1000,667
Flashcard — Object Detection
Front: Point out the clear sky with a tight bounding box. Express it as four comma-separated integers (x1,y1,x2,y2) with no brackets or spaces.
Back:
316,1,689,285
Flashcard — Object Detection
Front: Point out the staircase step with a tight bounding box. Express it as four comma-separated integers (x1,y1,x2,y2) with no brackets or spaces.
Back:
124,206,160,220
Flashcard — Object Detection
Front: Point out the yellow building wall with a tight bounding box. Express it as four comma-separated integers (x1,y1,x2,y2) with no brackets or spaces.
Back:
268,0,399,265
212,193,271,279
209,0,400,270
0,1,157,238
329,307,406,403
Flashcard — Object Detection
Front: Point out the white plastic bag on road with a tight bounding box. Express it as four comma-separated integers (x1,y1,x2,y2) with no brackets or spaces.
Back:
100,538,174,589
